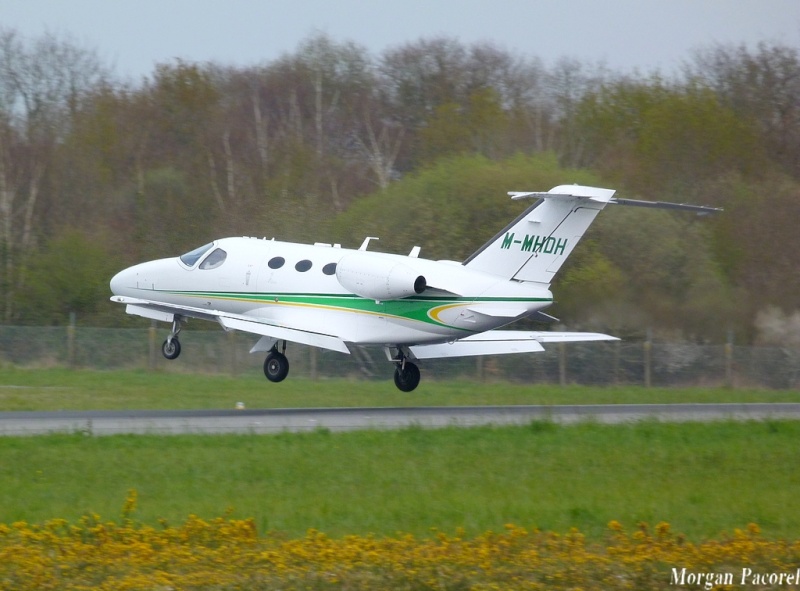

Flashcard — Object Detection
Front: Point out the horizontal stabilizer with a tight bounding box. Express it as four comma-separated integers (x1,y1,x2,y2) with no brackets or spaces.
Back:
410,334,544,359
532,332,620,343
609,197,722,215
409,329,618,359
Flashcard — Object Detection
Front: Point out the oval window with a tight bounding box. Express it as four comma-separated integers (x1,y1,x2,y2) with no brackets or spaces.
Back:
322,262,337,276
268,257,285,269
295,259,312,272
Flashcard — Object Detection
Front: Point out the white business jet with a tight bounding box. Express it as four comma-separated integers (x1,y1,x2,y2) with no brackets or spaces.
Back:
110,185,720,391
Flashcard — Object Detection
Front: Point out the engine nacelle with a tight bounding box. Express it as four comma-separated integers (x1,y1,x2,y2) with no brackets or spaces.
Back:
336,252,426,301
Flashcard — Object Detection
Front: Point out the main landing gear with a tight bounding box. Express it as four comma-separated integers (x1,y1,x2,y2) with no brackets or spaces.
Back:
160,327,420,391
392,349,421,392
259,341,421,391
161,318,183,360
263,342,290,383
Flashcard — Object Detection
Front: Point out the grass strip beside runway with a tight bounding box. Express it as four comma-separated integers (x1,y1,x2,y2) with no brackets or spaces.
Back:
1,367,799,410
1,420,798,541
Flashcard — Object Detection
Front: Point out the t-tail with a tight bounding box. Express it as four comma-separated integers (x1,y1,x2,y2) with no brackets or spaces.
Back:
463,184,723,285
463,185,615,285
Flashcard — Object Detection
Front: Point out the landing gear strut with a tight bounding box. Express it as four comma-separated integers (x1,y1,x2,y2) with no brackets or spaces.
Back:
392,349,421,392
161,318,183,360
264,341,290,383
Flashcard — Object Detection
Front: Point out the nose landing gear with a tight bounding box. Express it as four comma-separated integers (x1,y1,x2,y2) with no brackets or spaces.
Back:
161,317,183,360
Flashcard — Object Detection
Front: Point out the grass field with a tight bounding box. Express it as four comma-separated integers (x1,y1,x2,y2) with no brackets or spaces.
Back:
1,421,799,541
1,368,799,544
1,367,800,411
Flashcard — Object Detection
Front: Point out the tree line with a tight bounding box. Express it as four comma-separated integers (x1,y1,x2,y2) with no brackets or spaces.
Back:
1,28,798,343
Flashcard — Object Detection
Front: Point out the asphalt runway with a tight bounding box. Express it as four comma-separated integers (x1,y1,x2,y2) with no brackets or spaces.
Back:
1,403,799,436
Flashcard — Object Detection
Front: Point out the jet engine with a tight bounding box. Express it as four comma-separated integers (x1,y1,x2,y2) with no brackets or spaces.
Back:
336,253,426,301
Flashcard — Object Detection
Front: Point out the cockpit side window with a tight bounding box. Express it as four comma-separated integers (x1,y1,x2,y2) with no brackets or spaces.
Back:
199,248,227,270
180,243,214,267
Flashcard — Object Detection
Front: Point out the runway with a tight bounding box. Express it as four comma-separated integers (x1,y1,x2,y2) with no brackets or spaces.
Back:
1,403,800,436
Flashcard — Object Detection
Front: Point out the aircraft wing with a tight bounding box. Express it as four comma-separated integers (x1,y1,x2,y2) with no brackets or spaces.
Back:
110,296,351,354
408,330,618,359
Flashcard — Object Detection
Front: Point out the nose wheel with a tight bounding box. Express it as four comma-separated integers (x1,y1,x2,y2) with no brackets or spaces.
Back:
161,318,183,360
161,337,181,360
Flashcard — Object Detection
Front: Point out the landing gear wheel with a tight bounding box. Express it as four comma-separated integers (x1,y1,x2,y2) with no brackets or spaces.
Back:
393,362,421,392
162,338,181,360
264,351,290,383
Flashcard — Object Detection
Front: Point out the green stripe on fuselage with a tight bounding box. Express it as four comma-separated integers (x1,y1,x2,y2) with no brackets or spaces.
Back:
158,290,552,329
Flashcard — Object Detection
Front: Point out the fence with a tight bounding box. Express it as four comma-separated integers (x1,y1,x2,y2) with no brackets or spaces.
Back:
1,324,799,389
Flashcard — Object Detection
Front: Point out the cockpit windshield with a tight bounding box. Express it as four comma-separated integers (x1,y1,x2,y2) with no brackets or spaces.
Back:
180,243,214,267
199,248,227,270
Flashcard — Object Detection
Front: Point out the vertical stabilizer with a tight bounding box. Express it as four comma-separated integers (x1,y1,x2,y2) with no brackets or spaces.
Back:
463,185,615,284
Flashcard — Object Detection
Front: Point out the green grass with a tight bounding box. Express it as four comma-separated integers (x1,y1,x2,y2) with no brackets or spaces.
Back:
1,367,799,411
1,368,799,542
1,421,799,541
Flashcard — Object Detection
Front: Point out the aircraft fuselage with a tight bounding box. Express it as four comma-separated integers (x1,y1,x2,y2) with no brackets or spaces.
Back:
110,237,554,347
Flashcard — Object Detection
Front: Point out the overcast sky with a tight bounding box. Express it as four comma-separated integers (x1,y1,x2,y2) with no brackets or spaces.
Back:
3,0,799,81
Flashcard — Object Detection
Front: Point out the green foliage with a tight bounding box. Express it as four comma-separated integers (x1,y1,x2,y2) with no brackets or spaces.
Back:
700,171,800,317
555,245,627,325
636,88,764,193
418,88,511,162
332,152,601,260
14,230,122,325
129,167,223,260
150,60,220,150
556,205,734,335
575,80,765,194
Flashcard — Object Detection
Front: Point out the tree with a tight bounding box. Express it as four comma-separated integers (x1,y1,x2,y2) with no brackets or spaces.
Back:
14,229,122,325
574,80,765,196
0,28,109,321
686,42,800,179
563,205,735,338
331,152,601,261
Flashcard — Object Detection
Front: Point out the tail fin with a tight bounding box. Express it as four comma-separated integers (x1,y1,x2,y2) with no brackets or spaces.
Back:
463,185,615,285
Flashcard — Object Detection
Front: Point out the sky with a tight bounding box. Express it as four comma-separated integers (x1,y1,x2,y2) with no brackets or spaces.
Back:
2,0,799,81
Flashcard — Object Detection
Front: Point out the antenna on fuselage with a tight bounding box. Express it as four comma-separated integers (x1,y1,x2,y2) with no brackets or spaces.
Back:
359,237,379,251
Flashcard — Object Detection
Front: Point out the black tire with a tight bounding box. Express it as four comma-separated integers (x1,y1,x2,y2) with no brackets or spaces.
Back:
162,338,181,360
264,351,290,383
393,362,421,392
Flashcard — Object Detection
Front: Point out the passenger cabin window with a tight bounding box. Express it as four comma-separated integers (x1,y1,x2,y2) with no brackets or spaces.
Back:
295,259,312,272
268,257,285,269
322,263,337,275
199,248,227,270
180,243,214,267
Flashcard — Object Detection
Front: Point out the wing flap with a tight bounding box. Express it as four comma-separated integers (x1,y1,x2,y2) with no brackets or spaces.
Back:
219,316,350,354
410,339,544,359
533,332,620,343
409,330,617,359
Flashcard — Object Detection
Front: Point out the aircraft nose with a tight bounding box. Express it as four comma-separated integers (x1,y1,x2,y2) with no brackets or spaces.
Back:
110,268,133,296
